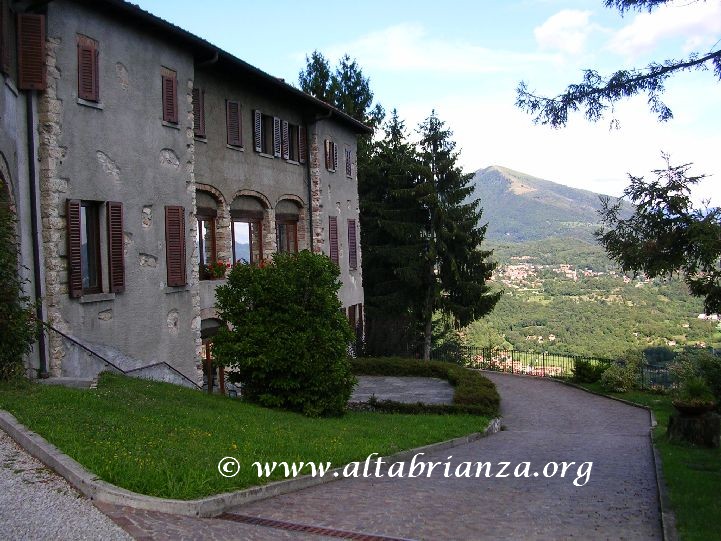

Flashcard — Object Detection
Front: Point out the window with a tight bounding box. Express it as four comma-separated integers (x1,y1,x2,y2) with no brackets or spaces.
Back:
165,206,186,287
226,100,242,147
230,195,265,264
276,222,297,253
253,110,280,156
345,148,353,178
328,216,339,265
276,199,300,253
347,219,358,270
196,214,216,279
77,35,99,102
67,199,124,297
282,122,306,162
79,202,101,293
0,0,12,75
325,139,338,172
232,220,262,264
161,67,178,124
17,13,45,90
192,88,206,138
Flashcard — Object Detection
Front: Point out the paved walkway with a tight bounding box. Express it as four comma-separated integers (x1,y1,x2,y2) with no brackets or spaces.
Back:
97,372,662,540
351,376,454,404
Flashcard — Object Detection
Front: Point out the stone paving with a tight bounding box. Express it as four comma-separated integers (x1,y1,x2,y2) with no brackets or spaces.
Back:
97,372,662,540
351,376,454,404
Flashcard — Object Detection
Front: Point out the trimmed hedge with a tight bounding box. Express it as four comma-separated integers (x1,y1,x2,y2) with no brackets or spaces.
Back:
350,357,500,416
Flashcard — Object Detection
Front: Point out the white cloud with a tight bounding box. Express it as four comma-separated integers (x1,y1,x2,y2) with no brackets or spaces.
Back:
534,10,596,55
323,22,558,75
395,91,721,206
607,1,721,57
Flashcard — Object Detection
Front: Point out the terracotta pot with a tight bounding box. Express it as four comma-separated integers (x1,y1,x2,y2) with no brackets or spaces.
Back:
672,400,717,416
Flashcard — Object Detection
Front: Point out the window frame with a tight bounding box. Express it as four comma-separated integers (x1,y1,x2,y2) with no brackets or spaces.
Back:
196,208,217,280
161,67,178,124
276,220,298,254
79,201,103,294
231,218,263,265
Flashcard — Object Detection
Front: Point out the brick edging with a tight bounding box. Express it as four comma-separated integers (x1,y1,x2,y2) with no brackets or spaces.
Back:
547,377,677,541
0,409,500,518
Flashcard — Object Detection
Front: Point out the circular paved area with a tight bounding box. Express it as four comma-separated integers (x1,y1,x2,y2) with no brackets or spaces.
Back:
98,372,662,540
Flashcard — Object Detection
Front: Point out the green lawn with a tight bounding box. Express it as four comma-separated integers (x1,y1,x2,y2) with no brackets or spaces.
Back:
0,373,489,500
579,382,721,541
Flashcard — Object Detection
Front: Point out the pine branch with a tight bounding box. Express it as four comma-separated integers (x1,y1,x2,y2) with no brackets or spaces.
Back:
516,49,721,128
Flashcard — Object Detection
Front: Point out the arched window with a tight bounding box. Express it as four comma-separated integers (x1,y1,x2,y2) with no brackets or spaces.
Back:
275,199,301,254
196,191,219,280
230,196,264,264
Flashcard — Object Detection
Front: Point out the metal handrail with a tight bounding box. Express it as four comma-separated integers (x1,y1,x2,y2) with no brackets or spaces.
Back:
40,321,201,389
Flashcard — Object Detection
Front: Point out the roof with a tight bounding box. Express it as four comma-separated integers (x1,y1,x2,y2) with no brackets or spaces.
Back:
67,0,372,134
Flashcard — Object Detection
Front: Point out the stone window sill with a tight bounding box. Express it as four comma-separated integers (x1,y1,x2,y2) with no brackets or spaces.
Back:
164,285,190,294
162,120,180,130
258,152,274,160
79,292,115,304
286,159,300,166
226,144,244,152
77,98,104,110
194,136,208,144
4,78,18,96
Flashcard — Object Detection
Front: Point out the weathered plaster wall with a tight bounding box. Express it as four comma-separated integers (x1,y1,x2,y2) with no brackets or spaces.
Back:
193,69,311,255
311,119,364,309
40,1,200,380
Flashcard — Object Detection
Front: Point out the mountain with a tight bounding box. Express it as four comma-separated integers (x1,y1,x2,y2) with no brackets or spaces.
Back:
471,165,626,243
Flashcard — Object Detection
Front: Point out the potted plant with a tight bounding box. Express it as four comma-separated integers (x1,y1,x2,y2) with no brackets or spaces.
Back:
202,260,230,280
672,376,717,416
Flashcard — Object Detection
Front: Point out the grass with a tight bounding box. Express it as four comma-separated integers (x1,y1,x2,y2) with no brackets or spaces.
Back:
578,382,720,541
0,373,489,500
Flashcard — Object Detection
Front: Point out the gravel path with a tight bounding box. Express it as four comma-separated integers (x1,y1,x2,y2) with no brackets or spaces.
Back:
0,430,131,541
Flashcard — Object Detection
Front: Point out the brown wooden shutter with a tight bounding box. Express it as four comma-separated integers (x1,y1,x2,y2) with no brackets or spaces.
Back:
106,201,125,293
272,116,281,157
192,87,206,138
253,110,262,152
226,100,242,146
67,199,83,298
17,13,46,90
298,126,307,164
345,149,352,177
329,216,339,265
0,1,11,75
77,41,99,102
165,206,186,287
333,142,339,171
281,120,289,159
162,71,177,123
348,219,357,270
324,140,331,170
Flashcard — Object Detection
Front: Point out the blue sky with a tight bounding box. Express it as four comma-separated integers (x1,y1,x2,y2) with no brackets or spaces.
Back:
135,0,720,202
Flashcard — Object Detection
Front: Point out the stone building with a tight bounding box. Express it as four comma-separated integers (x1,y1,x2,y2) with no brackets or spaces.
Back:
2,0,369,386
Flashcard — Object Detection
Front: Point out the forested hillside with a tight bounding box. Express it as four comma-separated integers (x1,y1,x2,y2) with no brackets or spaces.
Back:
461,171,718,359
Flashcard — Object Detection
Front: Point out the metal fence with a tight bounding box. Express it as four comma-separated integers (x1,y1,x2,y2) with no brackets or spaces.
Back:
411,345,672,389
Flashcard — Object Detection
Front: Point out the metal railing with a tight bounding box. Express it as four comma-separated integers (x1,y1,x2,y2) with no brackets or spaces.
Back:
408,344,672,389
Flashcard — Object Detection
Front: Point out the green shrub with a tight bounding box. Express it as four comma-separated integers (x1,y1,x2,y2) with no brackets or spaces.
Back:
572,360,607,383
670,349,721,409
350,357,500,416
600,362,638,393
213,251,355,417
0,199,36,381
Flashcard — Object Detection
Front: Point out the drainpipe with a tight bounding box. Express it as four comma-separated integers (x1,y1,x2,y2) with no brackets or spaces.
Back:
26,90,48,377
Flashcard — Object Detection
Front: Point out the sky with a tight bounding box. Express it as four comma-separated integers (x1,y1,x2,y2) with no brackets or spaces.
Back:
135,0,721,203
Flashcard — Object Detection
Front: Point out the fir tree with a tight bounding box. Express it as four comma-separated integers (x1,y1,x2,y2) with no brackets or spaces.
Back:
416,112,500,360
